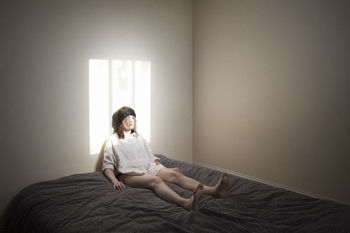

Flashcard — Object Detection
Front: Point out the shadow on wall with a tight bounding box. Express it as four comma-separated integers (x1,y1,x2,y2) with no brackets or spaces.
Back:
0,141,107,229
95,140,106,171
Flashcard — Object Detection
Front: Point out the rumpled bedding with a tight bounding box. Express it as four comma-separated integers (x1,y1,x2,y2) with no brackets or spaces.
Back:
4,154,350,233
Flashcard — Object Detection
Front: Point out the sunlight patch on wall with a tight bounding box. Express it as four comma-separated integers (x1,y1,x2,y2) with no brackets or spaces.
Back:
89,59,151,155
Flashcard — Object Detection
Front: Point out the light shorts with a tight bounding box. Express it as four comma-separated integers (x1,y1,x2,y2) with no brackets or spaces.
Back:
147,162,166,176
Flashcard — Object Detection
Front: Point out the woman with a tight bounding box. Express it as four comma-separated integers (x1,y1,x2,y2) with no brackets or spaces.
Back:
103,106,229,211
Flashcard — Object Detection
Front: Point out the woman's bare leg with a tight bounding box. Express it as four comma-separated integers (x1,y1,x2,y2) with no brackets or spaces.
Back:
157,168,229,198
157,168,200,191
120,173,203,210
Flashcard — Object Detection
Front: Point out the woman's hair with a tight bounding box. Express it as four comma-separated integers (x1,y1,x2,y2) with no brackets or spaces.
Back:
112,106,138,139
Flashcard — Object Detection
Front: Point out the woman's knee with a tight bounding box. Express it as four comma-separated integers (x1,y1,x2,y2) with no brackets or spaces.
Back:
165,170,182,183
149,176,164,188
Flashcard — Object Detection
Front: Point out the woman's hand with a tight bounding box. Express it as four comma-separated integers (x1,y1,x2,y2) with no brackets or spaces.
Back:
113,180,125,190
104,168,125,190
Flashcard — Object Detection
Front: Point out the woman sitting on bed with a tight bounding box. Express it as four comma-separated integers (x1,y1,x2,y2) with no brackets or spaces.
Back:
103,106,229,211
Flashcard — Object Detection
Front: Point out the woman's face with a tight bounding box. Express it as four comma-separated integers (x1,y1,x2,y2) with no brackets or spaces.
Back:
122,115,135,132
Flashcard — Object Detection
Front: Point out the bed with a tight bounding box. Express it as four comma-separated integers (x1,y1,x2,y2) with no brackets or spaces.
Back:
3,154,350,233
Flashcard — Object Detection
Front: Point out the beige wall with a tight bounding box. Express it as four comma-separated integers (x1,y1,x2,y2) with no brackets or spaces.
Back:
193,0,350,203
0,0,192,215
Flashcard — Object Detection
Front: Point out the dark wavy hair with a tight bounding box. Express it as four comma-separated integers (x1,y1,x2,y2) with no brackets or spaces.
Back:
112,106,138,139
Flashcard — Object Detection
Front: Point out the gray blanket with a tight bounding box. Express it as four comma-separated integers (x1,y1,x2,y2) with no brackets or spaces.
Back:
4,154,350,233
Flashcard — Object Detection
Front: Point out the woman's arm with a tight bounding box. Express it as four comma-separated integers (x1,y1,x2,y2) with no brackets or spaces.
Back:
103,137,125,190
104,168,125,190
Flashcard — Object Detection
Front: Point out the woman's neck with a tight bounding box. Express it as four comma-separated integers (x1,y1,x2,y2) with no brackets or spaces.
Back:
124,131,132,137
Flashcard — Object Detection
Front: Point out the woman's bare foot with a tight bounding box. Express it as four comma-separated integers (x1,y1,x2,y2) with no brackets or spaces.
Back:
184,183,204,211
212,172,229,198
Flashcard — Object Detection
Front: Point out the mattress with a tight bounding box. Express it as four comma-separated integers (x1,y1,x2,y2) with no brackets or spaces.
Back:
4,154,350,233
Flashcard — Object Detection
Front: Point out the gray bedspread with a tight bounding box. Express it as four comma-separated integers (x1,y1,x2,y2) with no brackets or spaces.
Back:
4,154,350,233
